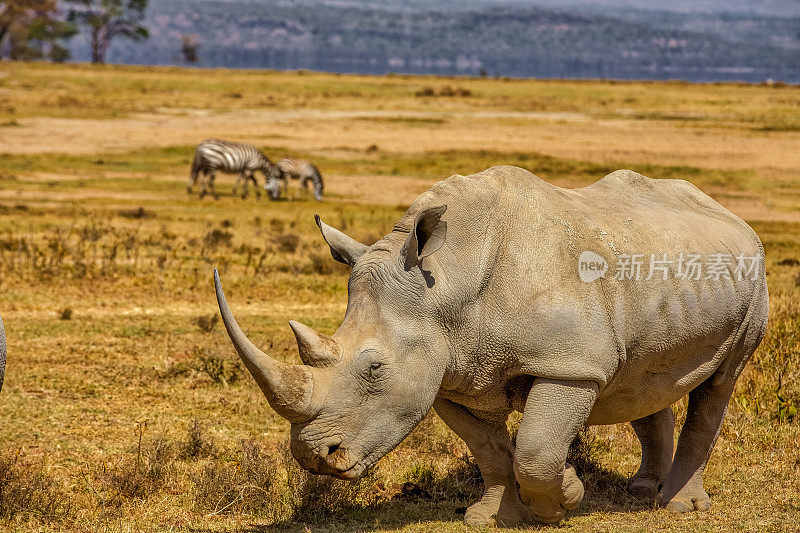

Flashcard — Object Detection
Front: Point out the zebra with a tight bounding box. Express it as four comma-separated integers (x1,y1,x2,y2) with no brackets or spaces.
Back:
265,158,324,201
188,139,280,199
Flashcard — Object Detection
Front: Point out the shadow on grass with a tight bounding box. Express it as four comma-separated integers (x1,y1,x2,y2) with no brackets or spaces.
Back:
238,465,647,532
570,457,653,519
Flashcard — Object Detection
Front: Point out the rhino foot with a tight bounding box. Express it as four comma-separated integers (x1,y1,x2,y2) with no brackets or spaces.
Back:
627,475,662,501
463,502,497,527
521,464,584,524
660,488,711,513
463,492,529,527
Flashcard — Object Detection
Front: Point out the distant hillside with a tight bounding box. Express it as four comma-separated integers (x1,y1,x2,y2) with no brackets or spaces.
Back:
66,0,800,82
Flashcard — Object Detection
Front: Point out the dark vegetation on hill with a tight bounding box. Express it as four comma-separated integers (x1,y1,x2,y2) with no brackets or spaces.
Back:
64,0,800,82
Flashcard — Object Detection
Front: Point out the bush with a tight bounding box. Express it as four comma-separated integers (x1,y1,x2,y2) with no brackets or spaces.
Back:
180,419,216,460
0,449,71,523
191,346,243,386
118,207,148,219
204,229,234,247
415,85,472,97
193,439,279,517
195,313,218,333
273,233,300,253
97,432,176,506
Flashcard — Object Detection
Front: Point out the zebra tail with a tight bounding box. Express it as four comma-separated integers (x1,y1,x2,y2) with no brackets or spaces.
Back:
314,168,324,200
190,149,202,182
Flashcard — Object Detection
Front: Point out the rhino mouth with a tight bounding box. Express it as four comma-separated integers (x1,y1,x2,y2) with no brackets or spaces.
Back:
312,453,367,480
332,462,364,480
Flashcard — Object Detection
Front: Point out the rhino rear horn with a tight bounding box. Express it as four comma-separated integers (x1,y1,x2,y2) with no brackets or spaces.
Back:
403,205,448,270
214,269,316,422
315,215,368,267
289,321,341,367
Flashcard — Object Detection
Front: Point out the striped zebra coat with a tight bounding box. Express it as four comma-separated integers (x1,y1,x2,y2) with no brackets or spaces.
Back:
189,139,280,199
267,158,324,201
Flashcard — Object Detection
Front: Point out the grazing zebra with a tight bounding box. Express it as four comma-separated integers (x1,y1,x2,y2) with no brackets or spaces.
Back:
267,158,324,201
188,139,280,199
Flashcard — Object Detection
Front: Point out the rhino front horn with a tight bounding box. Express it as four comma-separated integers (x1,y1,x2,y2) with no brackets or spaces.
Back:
214,269,316,423
289,320,341,367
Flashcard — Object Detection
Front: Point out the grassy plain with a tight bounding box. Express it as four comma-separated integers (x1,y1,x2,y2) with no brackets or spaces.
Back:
0,62,799,532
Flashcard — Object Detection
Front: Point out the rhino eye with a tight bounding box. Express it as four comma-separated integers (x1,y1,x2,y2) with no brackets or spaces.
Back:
367,362,384,380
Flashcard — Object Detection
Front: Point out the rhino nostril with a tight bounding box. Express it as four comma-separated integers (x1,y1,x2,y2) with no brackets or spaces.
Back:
318,438,342,459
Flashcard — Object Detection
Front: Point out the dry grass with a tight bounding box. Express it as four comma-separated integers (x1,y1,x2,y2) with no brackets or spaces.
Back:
0,62,798,532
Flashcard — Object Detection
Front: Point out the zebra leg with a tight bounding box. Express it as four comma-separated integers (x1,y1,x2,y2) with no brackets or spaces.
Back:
210,172,219,200
199,170,208,199
251,172,261,199
238,172,248,198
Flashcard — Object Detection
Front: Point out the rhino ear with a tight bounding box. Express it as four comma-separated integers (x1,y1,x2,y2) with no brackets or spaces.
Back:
403,205,447,270
314,215,368,267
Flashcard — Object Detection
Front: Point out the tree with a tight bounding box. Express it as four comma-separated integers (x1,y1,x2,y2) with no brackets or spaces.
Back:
180,33,199,64
67,0,148,64
0,0,75,61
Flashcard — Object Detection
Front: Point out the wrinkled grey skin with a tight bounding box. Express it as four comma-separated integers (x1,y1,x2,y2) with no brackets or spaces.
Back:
0,314,6,393
215,167,768,526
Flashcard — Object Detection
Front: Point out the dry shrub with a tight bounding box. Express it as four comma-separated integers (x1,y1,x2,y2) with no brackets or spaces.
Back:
286,450,378,521
436,455,483,504
566,428,640,509
180,419,216,460
273,233,300,253
269,218,285,232
388,413,483,507
415,85,472,97
58,307,73,320
309,252,336,275
190,346,243,386
744,295,800,422
204,229,233,247
195,313,218,333
97,432,176,507
0,449,71,523
193,439,279,517
118,207,148,219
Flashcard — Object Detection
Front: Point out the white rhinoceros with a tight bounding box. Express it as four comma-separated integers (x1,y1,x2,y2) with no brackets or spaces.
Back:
214,167,768,526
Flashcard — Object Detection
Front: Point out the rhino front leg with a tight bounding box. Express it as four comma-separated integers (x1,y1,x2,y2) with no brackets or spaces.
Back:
432,398,529,527
659,372,735,513
628,407,675,500
514,378,598,524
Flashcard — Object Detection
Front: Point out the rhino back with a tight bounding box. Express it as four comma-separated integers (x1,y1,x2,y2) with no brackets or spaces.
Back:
419,167,765,419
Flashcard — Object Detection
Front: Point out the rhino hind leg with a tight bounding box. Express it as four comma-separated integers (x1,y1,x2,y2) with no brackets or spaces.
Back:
513,378,598,524
432,398,529,527
659,373,735,513
628,407,675,500
661,285,767,513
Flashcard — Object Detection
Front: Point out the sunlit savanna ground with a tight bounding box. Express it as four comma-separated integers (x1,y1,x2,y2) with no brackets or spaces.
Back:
0,62,799,531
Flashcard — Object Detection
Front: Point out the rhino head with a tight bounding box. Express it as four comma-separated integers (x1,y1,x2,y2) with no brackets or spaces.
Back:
215,206,449,479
